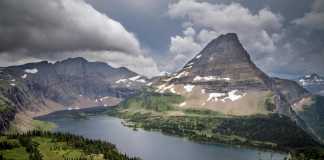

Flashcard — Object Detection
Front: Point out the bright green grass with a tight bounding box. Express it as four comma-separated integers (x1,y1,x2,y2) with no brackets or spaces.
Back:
120,91,184,112
0,96,9,113
32,120,57,131
32,137,104,160
0,136,105,160
0,147,30,160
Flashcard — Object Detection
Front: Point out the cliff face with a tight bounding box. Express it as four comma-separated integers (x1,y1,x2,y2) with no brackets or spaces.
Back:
0,57,148,131
0,97,15,131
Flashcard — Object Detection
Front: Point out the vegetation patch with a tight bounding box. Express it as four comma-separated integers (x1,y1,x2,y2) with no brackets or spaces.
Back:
0,131,140,160
297,96,324,139
31,120,57,131
119,91,184,112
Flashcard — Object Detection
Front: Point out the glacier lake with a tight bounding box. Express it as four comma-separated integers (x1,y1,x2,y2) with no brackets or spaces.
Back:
39,109,287,160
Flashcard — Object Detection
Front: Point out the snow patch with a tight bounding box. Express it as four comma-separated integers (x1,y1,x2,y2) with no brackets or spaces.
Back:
11,79,16,82
157,84,167,90
187,62,194,66
10,83,16,86
100,96,110,102
196,54,202,59
170,88,177,94
136,79,146,83
25,68,38,74
116,76,146,84
207,90,246,102
207,93,226,102
201,89,206,94
116,79,127,84
129,75,141,81
179,102,186,107
193,76,230,82
156,84,177,94
223,90,245,101
184,84,195,92
21,74,27,79
174,71,189,79
161,84,175,93
146,82,153,86
67,107,80,111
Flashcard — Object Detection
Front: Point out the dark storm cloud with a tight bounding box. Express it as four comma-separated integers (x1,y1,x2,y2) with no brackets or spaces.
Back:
0,0,160,76
0,0,323,77
0,0,141,54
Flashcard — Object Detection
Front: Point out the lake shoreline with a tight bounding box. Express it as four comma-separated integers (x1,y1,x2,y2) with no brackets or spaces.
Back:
39,109,287,160
37,107,288,159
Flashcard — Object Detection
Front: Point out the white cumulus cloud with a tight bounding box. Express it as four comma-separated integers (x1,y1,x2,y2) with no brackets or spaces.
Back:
165,0,284,72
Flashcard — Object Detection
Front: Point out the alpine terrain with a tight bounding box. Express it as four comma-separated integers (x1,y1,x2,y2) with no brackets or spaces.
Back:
0,57,148,132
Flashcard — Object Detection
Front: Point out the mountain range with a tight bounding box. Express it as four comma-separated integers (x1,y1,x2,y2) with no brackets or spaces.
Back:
0,57,148,131
297,73,324,96
0,33,323,145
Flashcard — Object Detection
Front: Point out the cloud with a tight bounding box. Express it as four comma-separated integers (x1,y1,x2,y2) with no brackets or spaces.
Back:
0,0,141,54
293,0,324,30
166,0,284,71
0,0,159,76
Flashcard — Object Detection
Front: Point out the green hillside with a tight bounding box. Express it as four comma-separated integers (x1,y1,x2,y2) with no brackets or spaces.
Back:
108,91,321,152
0,131,139,160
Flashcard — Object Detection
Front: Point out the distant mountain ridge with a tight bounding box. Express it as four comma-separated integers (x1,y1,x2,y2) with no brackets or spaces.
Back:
297,73,324,96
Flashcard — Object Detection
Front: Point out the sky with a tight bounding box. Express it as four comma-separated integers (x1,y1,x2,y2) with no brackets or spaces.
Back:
0,0,323,78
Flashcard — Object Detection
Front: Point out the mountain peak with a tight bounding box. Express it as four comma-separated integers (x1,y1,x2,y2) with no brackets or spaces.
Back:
199,33,247,58
211,33,239,43
178,33,266,83
60,57,88,64
160,33,270,92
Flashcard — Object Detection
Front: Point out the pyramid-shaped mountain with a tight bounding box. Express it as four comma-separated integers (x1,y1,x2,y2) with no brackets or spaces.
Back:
164,33,271,92
155,33,307,116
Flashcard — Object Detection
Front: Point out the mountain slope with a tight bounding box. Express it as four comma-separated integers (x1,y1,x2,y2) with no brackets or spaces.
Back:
0,57,148,131
152,33,324,144
154,33,302,116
